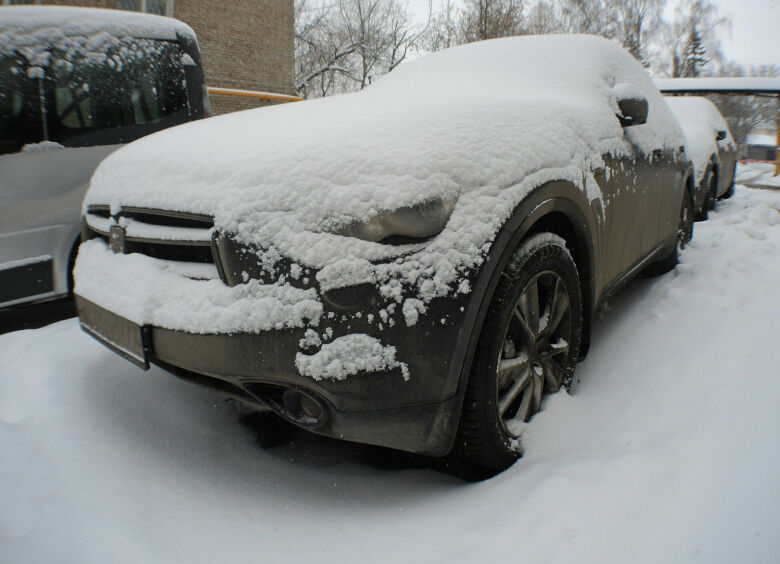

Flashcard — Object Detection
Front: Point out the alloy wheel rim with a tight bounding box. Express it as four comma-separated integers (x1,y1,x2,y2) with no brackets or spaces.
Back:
495,270,572,438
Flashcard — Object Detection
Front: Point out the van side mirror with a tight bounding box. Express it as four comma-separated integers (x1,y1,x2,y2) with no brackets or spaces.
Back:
716,130,727,141
616,96,649,127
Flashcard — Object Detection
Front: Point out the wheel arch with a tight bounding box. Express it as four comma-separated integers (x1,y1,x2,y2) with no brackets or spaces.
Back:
443,180,599,453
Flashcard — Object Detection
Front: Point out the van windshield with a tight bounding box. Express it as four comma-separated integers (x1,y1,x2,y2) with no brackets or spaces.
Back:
0,35,189,153
47,37,188,144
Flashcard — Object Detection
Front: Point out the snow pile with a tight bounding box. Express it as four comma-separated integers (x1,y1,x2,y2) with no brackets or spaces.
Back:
2,186,779,563
664,96,735,183
74,239,322,334
295,334,409,381
735,161,780,188
83,35,684,312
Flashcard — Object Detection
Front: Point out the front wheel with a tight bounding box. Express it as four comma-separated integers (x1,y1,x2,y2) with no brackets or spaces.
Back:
451,233,582,480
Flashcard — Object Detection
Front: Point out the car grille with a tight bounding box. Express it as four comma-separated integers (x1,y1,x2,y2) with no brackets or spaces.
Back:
84,205,218,273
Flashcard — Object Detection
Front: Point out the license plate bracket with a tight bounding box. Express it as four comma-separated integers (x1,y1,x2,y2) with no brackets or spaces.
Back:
77,297,151,369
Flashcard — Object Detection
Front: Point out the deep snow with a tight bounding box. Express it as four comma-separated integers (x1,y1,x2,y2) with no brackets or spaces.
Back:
2,186,779,563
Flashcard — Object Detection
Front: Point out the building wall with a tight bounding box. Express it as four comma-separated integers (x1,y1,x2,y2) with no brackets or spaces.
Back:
33,0,295,114
175,0,294,114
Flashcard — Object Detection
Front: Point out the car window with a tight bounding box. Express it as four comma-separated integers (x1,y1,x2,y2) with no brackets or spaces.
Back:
0,55,43,154
46,38,188,145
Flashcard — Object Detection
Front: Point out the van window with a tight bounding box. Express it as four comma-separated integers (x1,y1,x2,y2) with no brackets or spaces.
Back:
46,38,188,145
0,55,43,154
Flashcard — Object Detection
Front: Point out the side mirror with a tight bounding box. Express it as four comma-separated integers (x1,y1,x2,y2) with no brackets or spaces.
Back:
616,96,649,127
716,130,727,141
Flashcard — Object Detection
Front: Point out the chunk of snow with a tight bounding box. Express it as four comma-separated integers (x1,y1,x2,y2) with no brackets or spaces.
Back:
294,334,408,381
402,298,426,327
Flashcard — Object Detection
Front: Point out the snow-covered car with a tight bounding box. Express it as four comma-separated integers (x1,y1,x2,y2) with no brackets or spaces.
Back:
0,6,208,310
664,96,737,218
75,35,694,478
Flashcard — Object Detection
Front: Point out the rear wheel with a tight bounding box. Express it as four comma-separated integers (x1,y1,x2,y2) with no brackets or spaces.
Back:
643,186,694,276
451,233,582,480
721,181,735,200
698,164,718,220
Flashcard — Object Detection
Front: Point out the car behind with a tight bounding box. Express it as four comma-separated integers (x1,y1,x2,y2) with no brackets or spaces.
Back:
664,95,737,218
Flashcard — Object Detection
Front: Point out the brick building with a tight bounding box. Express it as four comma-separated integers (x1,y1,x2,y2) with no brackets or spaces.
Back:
2,0,295,114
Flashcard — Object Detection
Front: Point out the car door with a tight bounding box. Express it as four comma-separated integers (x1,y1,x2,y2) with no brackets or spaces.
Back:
596,133,662,286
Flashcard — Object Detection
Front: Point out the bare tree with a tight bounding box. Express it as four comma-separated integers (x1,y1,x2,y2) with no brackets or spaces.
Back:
706,63,780,154
654,0,729,78
615,0,665,64
523,1,564,35
558,0,618,37
422,0,462,51
460,0,526,42
295,0,430,98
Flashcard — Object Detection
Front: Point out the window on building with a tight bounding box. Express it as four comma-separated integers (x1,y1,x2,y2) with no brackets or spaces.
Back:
117,0,172,17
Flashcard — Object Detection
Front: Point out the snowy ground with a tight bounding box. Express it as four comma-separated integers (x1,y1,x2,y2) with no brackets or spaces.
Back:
1,186,779,563
736,160,780,188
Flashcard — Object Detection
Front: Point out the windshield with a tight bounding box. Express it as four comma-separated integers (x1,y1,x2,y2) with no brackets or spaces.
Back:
0,35,189,153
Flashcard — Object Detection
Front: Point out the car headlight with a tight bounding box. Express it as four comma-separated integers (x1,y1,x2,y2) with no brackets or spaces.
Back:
338,196,456,244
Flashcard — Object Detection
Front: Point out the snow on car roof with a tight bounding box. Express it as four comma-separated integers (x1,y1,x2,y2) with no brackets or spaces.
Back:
80,35,685,334
0,6,195,45
746,133,777,147
655,76,780,95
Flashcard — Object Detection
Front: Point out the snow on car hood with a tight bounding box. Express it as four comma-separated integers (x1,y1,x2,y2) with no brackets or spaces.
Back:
85,35,684,302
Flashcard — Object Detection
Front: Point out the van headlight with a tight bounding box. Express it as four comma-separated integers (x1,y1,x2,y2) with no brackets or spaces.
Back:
338,196,456,244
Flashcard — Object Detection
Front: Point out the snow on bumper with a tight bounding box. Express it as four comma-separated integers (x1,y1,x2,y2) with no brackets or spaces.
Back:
74,241,464,455
74,239,323,334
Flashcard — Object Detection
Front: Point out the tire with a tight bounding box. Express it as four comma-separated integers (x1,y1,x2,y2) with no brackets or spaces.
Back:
642,186,694,277
697,164,717,221
450,233,582,480
721,181,735,200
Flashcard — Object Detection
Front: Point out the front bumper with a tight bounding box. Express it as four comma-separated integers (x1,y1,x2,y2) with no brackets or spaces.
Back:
74,240,475,456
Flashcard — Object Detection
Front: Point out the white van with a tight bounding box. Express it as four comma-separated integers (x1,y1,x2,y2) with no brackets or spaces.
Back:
0,6,208,309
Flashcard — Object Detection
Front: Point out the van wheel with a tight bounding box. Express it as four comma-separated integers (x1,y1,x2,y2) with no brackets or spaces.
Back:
451,233,582,480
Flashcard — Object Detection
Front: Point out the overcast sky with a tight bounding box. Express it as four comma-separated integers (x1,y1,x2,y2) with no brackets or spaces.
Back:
705,0,780,68
407,0,780,68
